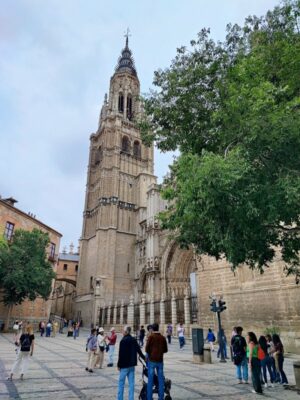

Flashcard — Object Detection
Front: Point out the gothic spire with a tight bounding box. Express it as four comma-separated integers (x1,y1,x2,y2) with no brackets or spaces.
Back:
115,31,137,77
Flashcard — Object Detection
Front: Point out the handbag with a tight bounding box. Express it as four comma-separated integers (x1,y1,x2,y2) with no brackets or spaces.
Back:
99,346,105,352
105,344,109,352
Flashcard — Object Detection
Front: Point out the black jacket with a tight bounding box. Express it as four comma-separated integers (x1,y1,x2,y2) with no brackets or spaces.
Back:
117,334,145,368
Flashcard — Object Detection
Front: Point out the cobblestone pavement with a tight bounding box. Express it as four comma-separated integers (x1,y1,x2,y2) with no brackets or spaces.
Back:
0,331,299,399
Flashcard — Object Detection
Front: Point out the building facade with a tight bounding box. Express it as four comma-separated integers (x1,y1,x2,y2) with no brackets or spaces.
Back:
0,196,62,329
75,40,300,353
50,244,79,320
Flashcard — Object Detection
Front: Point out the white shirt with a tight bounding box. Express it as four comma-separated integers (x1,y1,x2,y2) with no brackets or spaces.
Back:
177,326,185,337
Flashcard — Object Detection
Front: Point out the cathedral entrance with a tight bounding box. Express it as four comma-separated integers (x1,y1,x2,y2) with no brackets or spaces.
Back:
160,241,199,328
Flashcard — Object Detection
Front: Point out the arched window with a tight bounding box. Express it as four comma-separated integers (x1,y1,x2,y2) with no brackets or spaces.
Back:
133,141,141,158
118,93,124,113
127,95,133,120
122,136,130,153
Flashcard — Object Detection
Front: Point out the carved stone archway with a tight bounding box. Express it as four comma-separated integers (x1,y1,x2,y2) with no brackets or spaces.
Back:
160,241,197,299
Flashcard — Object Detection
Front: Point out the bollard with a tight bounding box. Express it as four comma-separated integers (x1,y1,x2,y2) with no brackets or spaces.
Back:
294,361,300,392
203,344,212,364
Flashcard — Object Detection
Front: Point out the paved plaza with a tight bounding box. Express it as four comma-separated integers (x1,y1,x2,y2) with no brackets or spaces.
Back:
0,331,299,399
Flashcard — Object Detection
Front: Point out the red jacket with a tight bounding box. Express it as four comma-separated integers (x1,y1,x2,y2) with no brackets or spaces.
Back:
108,332,117,345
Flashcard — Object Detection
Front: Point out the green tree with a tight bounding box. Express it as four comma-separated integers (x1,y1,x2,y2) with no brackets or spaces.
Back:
0,229,56,319
140,1,300,281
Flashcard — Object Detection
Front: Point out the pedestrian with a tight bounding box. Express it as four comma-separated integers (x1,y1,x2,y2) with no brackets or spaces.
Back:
107,327,117,367
230,327,237,360
166,323,172,344
73,322,80,339
117,326,145,400
139,325,145,347
46,321,52,337
217,327,228,359
266,334,278,382
52,320,58,337
95,327,106,369
247,331,263,394
40,321,45,337
13,321,19,340
231,326,248,384
145,322,168,400
85,328,97,373
206,328,216,352
272,334,288,385
8,324,35,381
177,322,185,349
258,335,275,388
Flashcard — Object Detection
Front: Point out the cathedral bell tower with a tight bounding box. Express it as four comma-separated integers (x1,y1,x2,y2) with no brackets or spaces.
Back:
75,37,156,325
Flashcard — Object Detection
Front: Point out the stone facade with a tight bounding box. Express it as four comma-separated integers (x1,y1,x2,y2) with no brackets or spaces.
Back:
75,39,300,353
0,196,62,329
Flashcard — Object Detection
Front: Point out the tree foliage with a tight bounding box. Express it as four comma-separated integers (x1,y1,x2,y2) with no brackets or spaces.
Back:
0,228,56,305
140,1,300,281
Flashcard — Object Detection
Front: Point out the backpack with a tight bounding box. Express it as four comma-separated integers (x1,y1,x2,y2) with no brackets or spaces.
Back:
20,334,31,352
232,336,245,365
212,333,216,342
258,345,265,361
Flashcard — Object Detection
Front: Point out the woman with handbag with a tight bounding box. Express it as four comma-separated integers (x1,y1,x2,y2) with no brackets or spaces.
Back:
247,332,263,394
95,327,106,369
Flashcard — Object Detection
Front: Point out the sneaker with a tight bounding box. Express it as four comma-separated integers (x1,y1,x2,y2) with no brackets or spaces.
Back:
107,363,113,367
85,367,88,371
243,381,249,384
270,383,274,388
282,382,288,386
88,369,93,373
264,383,268,388
251,390,263,394
237,380,243,384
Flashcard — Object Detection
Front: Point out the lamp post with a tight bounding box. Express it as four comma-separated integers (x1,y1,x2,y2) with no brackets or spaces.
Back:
209,294,227,363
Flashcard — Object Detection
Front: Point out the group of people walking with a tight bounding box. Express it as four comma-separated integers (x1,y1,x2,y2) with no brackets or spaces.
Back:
85,327,117,372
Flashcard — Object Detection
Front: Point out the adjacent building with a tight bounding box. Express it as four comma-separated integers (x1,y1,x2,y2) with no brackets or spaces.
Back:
50,244,79,320
0,196,62,328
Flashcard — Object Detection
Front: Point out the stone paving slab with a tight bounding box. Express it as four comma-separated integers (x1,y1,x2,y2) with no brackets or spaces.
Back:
0,332,299,399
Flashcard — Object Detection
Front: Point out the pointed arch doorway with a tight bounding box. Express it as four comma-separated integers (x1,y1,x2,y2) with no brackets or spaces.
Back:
161,241,199,327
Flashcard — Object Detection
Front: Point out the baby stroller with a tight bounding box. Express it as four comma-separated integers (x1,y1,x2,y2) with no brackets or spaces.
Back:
138,357,172,400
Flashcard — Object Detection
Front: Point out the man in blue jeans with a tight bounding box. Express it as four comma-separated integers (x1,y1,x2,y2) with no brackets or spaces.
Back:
146,323,168,400
117,326,145,400
231,326,248,384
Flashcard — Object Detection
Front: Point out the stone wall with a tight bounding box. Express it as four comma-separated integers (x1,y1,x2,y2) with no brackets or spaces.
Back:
197,255,300,353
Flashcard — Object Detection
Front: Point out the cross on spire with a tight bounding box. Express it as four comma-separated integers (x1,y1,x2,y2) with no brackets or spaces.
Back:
124,28,131,47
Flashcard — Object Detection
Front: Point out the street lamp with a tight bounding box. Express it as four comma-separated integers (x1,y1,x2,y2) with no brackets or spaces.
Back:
209,294,227,363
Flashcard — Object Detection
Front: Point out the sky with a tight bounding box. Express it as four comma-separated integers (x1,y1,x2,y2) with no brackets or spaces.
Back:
0,0,280,249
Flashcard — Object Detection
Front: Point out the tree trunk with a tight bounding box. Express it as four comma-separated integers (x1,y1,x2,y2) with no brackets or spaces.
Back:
4,303,13,332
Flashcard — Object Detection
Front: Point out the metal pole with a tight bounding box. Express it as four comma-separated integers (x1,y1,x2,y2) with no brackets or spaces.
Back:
217,311,226,363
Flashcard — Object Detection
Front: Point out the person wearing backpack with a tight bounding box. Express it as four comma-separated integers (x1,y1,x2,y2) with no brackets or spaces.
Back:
206,328,216,351
85,328,97,373
8,324,35,381
231,326,248,384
